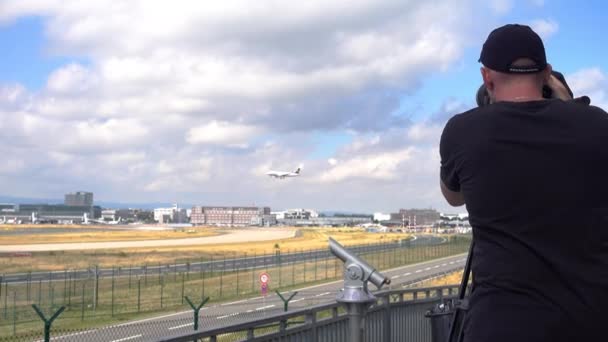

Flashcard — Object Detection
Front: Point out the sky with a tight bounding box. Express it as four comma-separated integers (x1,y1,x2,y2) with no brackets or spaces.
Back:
1,0,607,213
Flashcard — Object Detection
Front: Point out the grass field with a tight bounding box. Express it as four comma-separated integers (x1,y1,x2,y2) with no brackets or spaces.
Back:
415,270,464,287
0,228,411,273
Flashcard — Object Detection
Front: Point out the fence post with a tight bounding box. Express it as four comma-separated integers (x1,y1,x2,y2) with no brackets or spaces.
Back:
291,253,295,286
220,256,225,299
184,296,209,331
63,269,68,305
275,290,298,312
236,264,240,296
38,279,42,306
278,251,282,288
27,272,31,301
93,265,99,311
201,260,206,299
12,291,16,336
80,281,85,321
137,277,141,313
251,252,255,293
160,274,164,309
111,267,115,317
32,304,66,342
181,273,185,305
3,281,7,319
4,280,8,319
314,251,318,281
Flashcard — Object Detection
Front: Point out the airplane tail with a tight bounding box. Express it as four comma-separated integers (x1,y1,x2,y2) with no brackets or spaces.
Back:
295,164,303,174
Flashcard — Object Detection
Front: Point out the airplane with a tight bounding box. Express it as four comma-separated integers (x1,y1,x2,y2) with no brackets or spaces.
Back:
83,213,122,225
266,165,303,179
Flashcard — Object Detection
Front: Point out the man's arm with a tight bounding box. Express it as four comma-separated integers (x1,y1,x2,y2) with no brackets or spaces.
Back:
440,179,465,207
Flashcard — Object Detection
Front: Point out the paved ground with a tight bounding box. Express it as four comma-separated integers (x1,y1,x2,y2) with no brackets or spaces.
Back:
0,229,297,252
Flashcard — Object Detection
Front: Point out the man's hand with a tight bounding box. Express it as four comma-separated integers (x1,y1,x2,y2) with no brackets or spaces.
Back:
546,74,573,101
440,179,465,207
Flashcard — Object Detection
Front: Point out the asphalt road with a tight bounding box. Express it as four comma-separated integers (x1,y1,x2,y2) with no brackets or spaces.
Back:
41,253,466,342
3,235,446,284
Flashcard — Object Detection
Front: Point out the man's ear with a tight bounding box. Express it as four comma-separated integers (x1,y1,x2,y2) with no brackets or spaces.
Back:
480,67,494,91
543,63,553,83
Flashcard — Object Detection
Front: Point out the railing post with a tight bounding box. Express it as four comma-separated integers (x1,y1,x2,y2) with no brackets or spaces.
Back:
276,290,298,312
32,304,65,342
383,294,392,342
184,296,209,331
305,311,318,342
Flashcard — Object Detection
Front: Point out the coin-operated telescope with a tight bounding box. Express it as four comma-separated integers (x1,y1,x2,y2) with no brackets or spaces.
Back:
329,237,391,342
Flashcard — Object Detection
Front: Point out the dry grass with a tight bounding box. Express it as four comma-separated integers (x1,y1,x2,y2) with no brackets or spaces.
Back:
0,228,411,272
415,270,464,287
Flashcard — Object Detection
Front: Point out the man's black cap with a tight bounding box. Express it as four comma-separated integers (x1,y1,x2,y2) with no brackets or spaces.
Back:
479,24,547,73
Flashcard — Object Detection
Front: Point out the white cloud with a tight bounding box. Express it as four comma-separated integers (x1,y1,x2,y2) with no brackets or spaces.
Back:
529,19,559,39
318,149,413,182
186,121,262,148
567,68,608,109
487,0,513,14
0,159,25,174
47,63,96,94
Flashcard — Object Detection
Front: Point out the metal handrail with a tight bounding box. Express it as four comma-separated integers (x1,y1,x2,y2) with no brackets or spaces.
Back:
159,284,460,342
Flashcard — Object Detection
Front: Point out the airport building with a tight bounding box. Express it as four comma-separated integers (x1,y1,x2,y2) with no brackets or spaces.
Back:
154,204,188,224
101,209,138,222
190,206,273,227
272,208,319,220
65,191,94,206
0,203,101,224
389,208,441,227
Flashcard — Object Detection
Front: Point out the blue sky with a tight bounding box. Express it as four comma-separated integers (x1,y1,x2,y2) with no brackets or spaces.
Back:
0,1,606,212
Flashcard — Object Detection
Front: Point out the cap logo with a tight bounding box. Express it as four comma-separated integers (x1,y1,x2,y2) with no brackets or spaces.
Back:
508,66,541,73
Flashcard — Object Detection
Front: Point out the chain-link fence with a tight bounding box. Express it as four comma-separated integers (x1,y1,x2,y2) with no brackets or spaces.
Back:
0,236,471,340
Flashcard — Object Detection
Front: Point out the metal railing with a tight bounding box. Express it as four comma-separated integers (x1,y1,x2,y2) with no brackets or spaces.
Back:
160,284,459,342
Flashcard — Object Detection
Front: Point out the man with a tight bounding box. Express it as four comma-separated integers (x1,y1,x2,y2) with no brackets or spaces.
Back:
440,24,608,341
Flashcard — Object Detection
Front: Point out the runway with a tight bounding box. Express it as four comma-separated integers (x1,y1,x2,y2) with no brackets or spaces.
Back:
0,229,297,252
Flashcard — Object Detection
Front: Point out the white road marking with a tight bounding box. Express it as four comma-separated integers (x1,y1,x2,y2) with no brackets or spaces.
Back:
403,272,411,276
424,267,432,271
221,299,248,306
217,312,240,319
168,323,193,330
441,263,448,267
255,305,275,311
415,270,422,273
110,335,142,342
392,275,401,279
434,265,440,268
291,298,305,303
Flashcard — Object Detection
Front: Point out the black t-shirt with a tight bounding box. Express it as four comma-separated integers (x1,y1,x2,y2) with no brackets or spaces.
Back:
440,99,608,342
